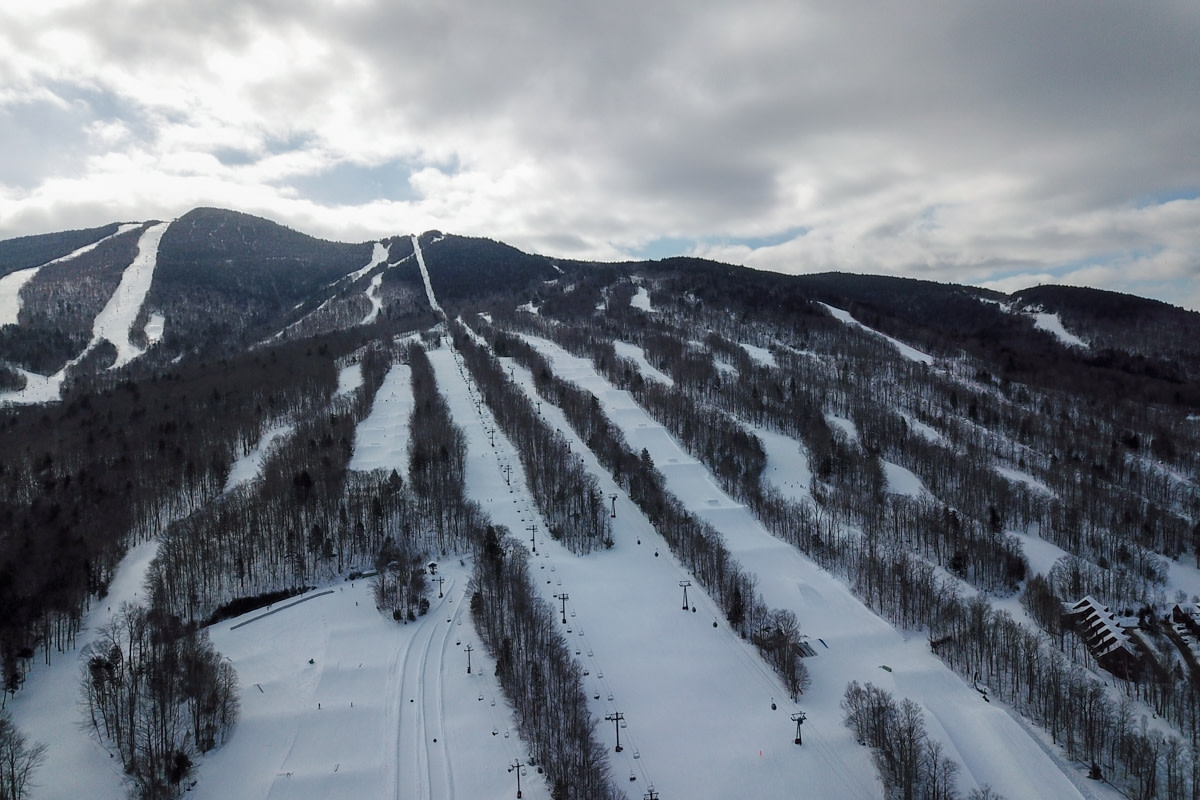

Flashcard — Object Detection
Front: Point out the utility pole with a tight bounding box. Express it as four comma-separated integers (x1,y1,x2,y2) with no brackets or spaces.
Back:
436,576,445,597
679,580,691,611
605,711,625,752
610,494,618,518
465,643,473,674
526,524,538,554
553,593,569,624
508,759,524,798
791,711,806,745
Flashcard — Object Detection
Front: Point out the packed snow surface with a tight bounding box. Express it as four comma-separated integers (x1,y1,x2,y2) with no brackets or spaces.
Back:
630,286,653,311
1031,311,1087,349
91,222,170,369
412,235,442,314
5,539,161,800
347,364,413,472
901,412,948,446
517,334,1091,800
334,362,363,397
826,413,860,443
882,459,931,498
612,340,673,386
0,223,141,327
224,423,294,493
740,342,777,367
819,302,935,364
995,465,1054,496
143,312,165,344
346,242,389,283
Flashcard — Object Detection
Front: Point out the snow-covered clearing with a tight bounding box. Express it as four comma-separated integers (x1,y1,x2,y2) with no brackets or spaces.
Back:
901,411,948,446
819,302,935,365
224,423,294,494
92,222,170,369
756,425,815,503
346,242,389,283
612,340,673,386
517,301,540,315
519,334,1093,800
348,363,413,472
5,539,161,800
191,563,529,800
881,459,931,498
826,413,860,444
144,312,165,344
362,273,385,324
740,342,777,367
334,362,363,397
1031,311,1087,349
630,286,653,311
412,235,442,315
0,223,141,327
995,465,1055,496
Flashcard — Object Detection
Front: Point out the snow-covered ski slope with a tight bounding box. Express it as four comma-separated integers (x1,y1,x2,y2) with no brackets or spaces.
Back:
429,340,878,799
516,333,1098,800
413,234,443,315
0,222,141,326
820,301,935,364
1,222,168,406
4,540,162,800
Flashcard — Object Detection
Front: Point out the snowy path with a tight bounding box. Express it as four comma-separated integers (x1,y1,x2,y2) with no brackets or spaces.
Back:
224,423,294,493
820,302,934,364
348,363,413,472
92,221,170,368
412,235,442,315
5,539,161,800
0,223,141,327
432,341,879,799
521,334,1092,800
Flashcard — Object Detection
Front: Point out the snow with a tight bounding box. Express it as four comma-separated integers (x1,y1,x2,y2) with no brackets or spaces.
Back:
361,273,385,324
5,539,161,800
995,465,1055,496
881,459,931,498
517,302,540,315
346,242,389,283
826,413,860,444
91,222,170,369
516,335,1090,800
819,302,935,365
224,423,294,494
334,362,364,398
412,235,443,314
740,342,777,367
1031,311,1088,350
0,223,140,327
713,359,737,376
143,312,165,344
613,340,673,386
191,563,534,800
901,412,948,446
630,286,653,311
347,364,413,473
756,425,814,503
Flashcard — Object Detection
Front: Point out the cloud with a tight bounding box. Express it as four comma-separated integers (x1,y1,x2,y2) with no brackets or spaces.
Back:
1,1,1199,307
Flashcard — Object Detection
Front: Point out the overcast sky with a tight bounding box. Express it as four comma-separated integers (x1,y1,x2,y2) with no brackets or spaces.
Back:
2,1,1198,307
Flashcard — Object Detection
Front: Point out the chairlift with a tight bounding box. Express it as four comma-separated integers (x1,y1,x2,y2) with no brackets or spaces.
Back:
491,698,496,706
607,692,614,701
576,649,582,655
587,649,593,657
629,771,637,782
570,610,576,617
620,719,628,729
597,671,603,679
478,692,484,701
633,748,640,759
504,730,511,739
492,727,498,736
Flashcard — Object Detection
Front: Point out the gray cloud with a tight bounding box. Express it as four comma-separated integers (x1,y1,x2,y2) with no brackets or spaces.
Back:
1,1,1199,306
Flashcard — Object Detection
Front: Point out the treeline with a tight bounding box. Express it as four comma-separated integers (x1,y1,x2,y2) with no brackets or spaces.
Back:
470,320,811,697
843,681,1004,800
471,526,618,800
502,294,1200,798
81,604,237,800
0,332,370,695
450,322,612,554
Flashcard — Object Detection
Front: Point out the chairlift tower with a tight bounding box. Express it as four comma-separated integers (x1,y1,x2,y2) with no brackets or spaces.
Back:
605,711,625,752
679,580,691,611
791,711,807,745
553,593,569,624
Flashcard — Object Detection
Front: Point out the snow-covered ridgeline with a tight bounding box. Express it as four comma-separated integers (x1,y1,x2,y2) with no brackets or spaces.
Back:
0,222,142,327
411,234,442,314
92,221,170,369
819,302,935,364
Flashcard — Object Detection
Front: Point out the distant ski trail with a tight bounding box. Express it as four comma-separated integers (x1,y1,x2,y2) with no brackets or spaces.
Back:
93,221,170,368
0,222,141,327
411,235,442,315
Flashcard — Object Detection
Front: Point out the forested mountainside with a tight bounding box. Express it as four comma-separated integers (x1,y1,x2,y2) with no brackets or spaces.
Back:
2,208,1199,800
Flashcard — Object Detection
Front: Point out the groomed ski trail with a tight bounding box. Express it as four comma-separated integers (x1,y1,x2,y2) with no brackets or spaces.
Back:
411,235,442,315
